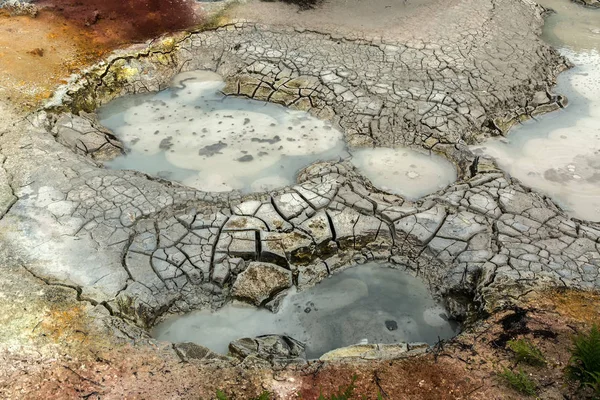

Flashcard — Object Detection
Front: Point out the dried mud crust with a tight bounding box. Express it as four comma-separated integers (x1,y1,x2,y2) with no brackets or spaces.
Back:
0,0,597,343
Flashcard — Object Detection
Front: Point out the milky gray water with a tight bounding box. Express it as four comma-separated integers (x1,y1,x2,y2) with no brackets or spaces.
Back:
350,147,457,199
99,70,457,199
152,263,459,359
472,0,600,221
98,71,348,193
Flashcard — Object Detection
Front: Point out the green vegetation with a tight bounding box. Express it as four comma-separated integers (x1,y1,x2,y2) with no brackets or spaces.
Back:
497,338,543,395
317,374,357,400
499,368,537,396
316,374,380,400
507,339,546,366
216,390,271,400
567,324,600,395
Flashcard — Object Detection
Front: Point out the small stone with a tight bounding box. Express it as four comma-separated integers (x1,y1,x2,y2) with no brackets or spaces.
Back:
159,136,173,150
198,141,227,156
237,154,254,162
229,335,306,362
385,320,398,331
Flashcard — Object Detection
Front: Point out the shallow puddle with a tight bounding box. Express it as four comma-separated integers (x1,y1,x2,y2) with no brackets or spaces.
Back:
472,0,600,221
98,71,347,193
152,263,459,359
349,148,457,199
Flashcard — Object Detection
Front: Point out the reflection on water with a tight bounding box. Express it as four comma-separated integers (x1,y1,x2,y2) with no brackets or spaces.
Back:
152,263,459,359
472,1,600,221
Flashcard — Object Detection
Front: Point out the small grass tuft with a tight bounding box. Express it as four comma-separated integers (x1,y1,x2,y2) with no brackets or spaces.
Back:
499,368,537,396
507,339,546,366
215,390,227,400
215,390,271,400
317,374,357,400
567,324,600,395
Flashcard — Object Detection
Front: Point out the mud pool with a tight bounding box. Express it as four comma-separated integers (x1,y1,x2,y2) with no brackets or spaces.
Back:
152,264,459,359
98,70,347,193
472,0,600,221
350,148,457,199
99,70,459,198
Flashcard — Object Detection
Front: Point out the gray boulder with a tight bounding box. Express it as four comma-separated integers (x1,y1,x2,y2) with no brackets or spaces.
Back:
229,335,306,362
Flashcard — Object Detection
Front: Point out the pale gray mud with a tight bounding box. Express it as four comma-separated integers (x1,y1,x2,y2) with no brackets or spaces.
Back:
349,147,457,199
1,0,598,385
229,0,474,42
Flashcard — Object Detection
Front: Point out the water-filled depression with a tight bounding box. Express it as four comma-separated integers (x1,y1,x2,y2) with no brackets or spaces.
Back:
152,263,459,359
99,70,457,199
472,0,600,221
98,70,347,193
350,147,457,199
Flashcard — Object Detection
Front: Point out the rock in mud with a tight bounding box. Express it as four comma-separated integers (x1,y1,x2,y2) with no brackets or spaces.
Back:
229,334,306,362
173,342,229,362
231,262,292,306
319,343,421,361
571,0,600,8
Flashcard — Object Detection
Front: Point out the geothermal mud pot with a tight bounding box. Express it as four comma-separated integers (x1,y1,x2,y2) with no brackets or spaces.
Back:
474,0,600,222
98,70,348,193
1,0,600,368
153,263,460,359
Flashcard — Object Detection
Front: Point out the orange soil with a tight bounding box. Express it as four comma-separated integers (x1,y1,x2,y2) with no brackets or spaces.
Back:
0,10,109,108
0,1,200,110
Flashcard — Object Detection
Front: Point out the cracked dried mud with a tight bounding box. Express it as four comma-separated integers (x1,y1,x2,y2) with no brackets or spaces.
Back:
1,0,600,398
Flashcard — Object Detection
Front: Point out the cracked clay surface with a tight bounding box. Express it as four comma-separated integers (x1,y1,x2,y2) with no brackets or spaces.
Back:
1,0,596,327
0,0,598,369
2,0,600,397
